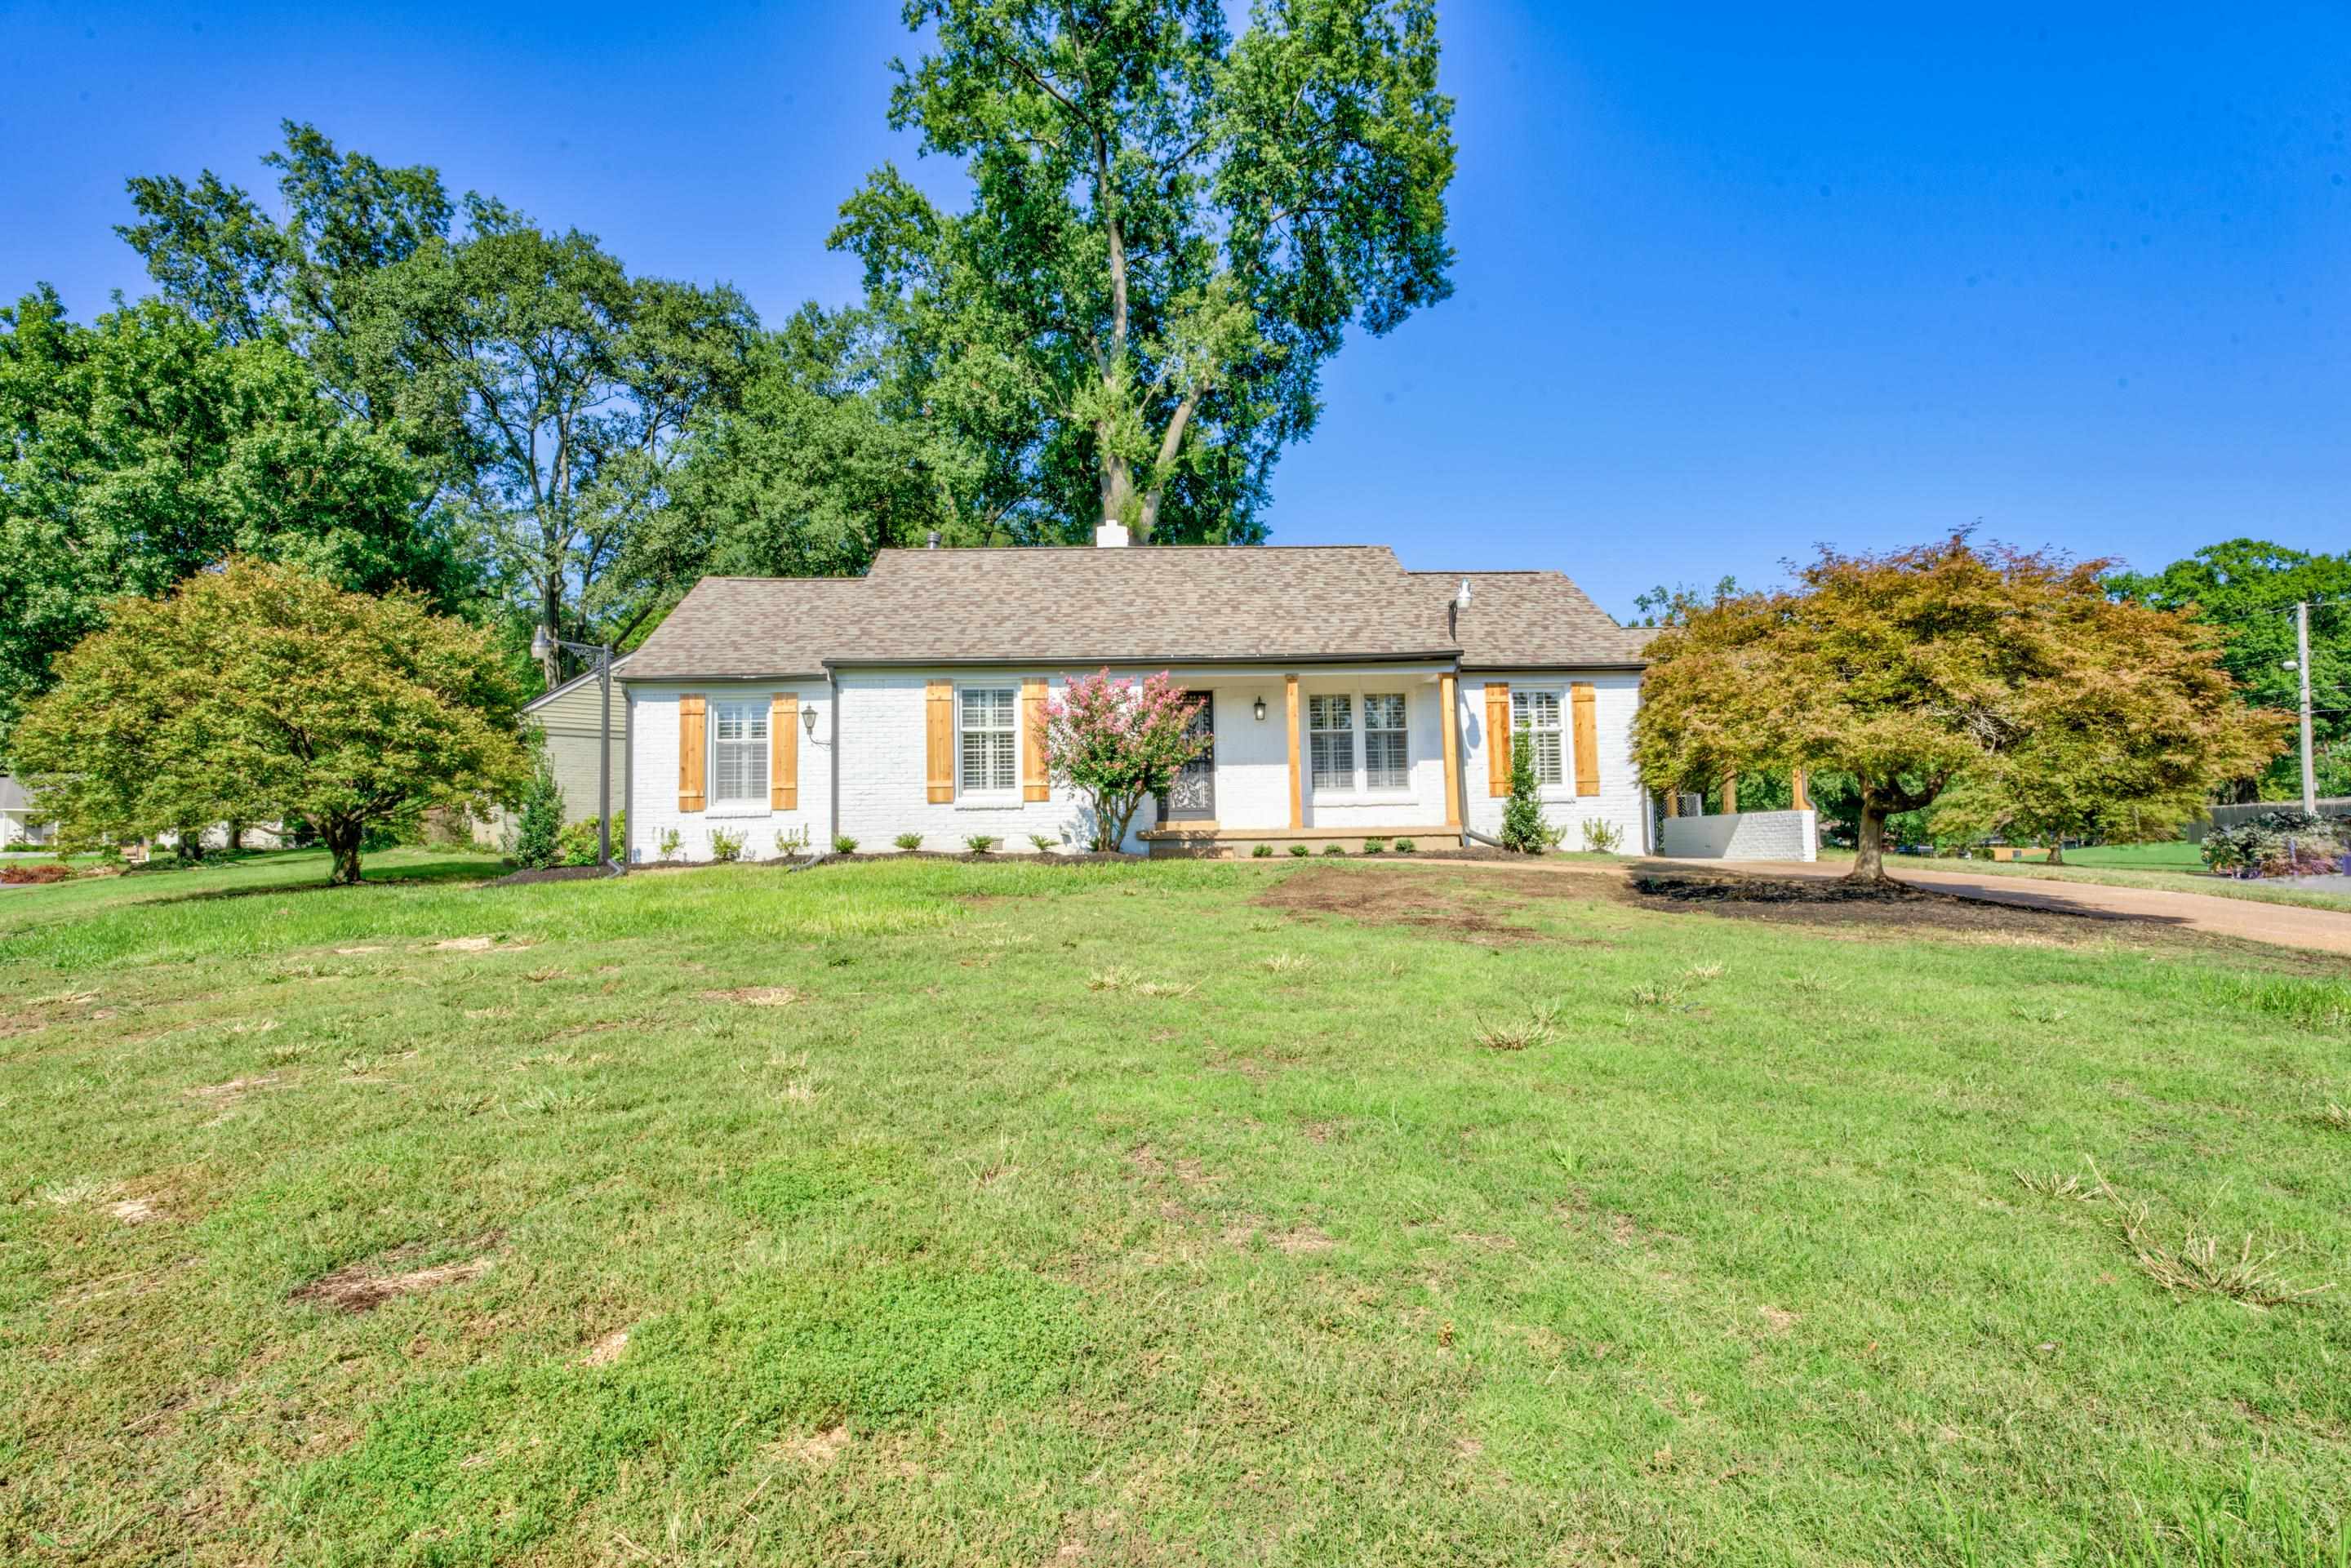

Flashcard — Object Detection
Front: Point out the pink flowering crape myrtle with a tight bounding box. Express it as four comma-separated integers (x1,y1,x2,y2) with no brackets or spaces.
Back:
1040,670,1208,852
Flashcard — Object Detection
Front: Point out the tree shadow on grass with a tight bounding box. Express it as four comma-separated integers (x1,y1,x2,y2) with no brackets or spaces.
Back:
121,852,506,906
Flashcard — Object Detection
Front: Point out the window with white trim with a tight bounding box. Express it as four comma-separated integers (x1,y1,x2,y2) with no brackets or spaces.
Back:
1362,693,1408,790
1307,695,1354,790
711,700,770,804
959,686,1018,794
1511,687,1565,787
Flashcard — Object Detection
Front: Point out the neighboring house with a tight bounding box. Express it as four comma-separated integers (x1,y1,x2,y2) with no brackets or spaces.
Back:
473,657,633,846
0,775,52,848
528,657,632,824
619,534,1652,860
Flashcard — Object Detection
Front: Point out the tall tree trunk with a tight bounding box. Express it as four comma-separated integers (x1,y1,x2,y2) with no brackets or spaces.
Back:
1851,799,1891,882
2045,837,2065,866
225,820,244,852
539,571,564,690
324,817,365,885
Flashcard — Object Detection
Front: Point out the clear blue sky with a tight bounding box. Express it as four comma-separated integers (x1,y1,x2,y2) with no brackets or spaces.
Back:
7,2,2346,618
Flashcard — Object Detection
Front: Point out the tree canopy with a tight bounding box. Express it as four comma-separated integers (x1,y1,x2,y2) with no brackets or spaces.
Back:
0,287,464,758
11,560,532,884
833,0,1457,544
1631,536,2286,880
2109,538,2350,801
122,123,759,686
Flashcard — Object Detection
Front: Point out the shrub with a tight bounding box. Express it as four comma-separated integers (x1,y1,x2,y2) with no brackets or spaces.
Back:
1322,843,1345,856
833,834,859,854
1394,838,1416,854
1499,726,1552,854
1029,834,1057,854
965,834,997,855
774,825,810,858
1361,837,1388,855
895,832,924,851
1288,844,1310,856
557,812,622,867
657,827,682,860
512,760,566,869
2203,811,2344,878
708,828,746,863
1251,843,1273,858
1580,818,1624,854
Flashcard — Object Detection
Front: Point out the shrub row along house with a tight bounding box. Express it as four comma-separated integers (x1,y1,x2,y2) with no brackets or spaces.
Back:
618,534,1651,860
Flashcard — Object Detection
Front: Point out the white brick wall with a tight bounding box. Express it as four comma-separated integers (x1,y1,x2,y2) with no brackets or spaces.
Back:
627,682,834,863
1658,809,1817,862
835,671,1117,852
1461,672,1650,853
626,664,1646,860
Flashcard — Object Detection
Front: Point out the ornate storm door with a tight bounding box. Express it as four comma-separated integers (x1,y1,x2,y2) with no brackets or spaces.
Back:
1163,693,1215,820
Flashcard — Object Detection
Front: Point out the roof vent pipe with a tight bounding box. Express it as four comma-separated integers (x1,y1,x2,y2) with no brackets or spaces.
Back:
927,531,940,549
1457,579,1473,608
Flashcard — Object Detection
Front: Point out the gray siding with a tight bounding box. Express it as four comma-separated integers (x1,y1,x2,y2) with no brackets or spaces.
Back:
532,674,628,824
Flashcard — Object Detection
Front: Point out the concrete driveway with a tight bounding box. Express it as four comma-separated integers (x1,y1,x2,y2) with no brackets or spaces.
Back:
1641,856,2351,959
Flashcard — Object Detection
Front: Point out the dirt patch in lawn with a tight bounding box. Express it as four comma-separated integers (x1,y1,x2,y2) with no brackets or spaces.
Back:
1626,868,2167,946
702,986,802,1006
1253,865,1567,942
292,1236,501,1314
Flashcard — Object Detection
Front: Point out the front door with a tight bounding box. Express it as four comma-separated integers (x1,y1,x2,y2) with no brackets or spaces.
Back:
1164,693,1215,820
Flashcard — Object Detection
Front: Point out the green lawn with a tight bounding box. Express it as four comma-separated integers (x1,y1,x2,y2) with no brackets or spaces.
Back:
4,849,2349,1566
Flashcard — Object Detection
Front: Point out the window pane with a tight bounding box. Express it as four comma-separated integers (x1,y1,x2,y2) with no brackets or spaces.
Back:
1364,692,1407,789
959,687,1017,793
712,702,768,802
1509,690,1563,785
1310,729,1353,789
1307,695,1353,790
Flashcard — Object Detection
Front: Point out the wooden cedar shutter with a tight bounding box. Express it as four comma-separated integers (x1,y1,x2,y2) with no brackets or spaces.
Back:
771,692,798,811
1571,682,1600,797
1484,682,1512,797
925,680,954,802
678,695,707,812
1021,679,1049,801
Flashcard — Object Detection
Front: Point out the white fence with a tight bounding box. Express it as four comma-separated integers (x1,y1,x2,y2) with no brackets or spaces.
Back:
1658,809,1817,863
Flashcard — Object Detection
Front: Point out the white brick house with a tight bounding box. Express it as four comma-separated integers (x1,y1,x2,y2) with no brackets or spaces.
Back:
616,540,1653,861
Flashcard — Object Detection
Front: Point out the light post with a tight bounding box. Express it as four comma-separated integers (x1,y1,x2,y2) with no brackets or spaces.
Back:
530,626,620,874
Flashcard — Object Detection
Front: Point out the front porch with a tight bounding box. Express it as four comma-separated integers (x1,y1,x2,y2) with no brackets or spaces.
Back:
1140,824,1466,858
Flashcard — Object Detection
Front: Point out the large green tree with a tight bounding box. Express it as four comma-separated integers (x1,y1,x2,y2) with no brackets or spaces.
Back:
833,0,1457,544
122,124,758,686
13,559,531,884
1632,537,2285,882
0,287,463,757
611,304,1004,606
2109,539,2351,801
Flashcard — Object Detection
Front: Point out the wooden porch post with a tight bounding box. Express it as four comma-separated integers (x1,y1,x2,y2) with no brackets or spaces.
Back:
1722,773,1739,814
1286,674,1304,829
1663,788,1681,819
1438,673,1461,831
1790,766,1811,811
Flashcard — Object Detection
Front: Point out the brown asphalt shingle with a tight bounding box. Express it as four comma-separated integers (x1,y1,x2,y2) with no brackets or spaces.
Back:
1413,571,1654,668
620,546,1647,678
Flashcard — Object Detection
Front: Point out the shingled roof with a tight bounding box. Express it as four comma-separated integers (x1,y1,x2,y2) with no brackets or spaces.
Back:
620,545,1644,678
1414,571,1653,669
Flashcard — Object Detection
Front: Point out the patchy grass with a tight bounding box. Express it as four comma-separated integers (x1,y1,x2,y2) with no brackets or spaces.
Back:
2,850,2349,1564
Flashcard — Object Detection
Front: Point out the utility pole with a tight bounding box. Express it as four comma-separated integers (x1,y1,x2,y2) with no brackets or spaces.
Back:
2297,601,2318,815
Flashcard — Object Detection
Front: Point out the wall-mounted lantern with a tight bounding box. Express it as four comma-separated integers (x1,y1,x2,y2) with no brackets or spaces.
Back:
1253,695,1269,722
